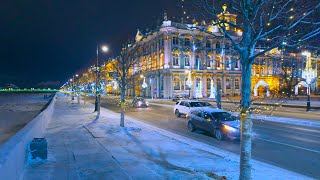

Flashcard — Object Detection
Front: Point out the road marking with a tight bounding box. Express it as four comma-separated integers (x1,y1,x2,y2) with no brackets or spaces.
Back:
253,125,320,138
256,137,320,154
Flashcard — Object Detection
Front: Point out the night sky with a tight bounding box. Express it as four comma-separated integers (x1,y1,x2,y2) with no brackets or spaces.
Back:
0,0,181,88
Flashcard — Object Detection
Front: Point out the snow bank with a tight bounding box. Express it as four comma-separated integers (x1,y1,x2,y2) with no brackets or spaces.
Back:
0,95,56,180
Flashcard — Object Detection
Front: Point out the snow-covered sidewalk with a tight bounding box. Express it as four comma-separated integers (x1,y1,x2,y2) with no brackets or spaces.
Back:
22,95,313,179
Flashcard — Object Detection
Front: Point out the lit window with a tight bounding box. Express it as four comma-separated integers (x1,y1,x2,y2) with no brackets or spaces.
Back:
195,55,201,70
173,77,180,90
226,78,231,89
217,78,221,89
173,37,179,45
173,54,179,66
235,79,239,89
207,56,212,67
185,38,190,46
206,78,211,90
206,41,211,48
184,55,190,66
234,60,239,68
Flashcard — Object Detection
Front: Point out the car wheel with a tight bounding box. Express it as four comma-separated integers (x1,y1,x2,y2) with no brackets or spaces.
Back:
187,121,195,132
175,109,181,117
214,129,224,141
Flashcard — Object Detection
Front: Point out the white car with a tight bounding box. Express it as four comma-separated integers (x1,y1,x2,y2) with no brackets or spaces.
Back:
173,100,215,117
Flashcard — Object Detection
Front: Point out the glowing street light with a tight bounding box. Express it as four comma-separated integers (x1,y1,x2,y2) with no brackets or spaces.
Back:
301,51,316,111
95,45,109,117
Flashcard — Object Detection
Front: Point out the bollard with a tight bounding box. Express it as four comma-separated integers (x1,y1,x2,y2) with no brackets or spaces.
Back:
29,138,47,160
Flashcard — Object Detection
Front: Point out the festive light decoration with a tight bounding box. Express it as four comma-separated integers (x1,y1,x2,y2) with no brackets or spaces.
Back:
301,51,316,85
195,81,203,98
142,77,148,88
186,70,192,87
113,81,118,90
209,79,216,99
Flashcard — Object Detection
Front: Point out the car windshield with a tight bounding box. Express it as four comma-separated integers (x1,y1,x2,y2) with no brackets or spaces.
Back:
212,112,237,121
189,102,212,107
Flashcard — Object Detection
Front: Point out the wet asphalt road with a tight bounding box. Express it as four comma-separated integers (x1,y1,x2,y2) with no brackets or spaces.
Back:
91,97,320,179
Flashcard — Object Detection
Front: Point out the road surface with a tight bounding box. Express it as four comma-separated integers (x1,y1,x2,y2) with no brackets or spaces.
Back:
89,97,320,179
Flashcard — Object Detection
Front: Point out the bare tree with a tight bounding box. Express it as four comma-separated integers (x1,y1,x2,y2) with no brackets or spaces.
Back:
111,41,144,127
193,0,320,179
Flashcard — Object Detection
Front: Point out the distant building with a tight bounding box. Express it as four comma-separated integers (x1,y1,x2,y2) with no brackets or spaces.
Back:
5,84,19,89
101,5,320,98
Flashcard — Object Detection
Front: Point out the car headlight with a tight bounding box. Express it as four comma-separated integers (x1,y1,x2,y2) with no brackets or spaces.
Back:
223,125,237,132
138,101,142,106
146,102,149,106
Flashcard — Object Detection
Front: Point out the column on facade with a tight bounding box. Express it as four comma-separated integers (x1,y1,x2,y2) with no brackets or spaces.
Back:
221,75,225,95
164,35,171,68
180,50,184,69
163,74,173,99
231,75,235,96
202,76,207,97
150,77,154,98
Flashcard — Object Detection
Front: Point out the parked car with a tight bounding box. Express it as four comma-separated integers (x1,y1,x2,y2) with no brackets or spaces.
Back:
187,107,240,141
173,100,214,117
132,97,149,108
172,94,188,102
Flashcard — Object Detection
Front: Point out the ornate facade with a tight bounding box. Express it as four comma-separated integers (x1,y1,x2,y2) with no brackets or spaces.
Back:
100,6,320,98
128,11,242,99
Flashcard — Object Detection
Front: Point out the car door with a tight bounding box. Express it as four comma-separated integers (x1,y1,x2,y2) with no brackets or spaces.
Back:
180,101,188,114
190,110,202,129
201,112,217,132
184,102,192,115
210,112,220,130
178,101,186,114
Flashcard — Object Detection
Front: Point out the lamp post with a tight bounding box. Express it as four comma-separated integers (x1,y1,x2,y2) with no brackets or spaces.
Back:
94,45,108,117
74,74,79,101
301,51,316,111
70,78,73,100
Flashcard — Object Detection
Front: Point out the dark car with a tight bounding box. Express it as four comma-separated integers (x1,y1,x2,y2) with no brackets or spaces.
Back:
132,97,149,108
172,94,188,102
187,107,240,141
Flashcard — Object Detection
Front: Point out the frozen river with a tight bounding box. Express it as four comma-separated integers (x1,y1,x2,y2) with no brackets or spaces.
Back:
0,93,52,145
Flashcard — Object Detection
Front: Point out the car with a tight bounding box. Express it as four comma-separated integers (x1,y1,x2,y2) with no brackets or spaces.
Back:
173,100,214,117
187,107,240,141
172,94,188,102
132,97,149,108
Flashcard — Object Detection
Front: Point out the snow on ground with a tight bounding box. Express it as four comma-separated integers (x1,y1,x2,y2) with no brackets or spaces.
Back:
22,96,314,180
0,93,51,144
148,102,320,128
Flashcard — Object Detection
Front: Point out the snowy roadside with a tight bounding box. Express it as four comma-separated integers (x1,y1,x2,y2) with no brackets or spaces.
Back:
148,102,320,128
22,96,314,180
0,93,51,144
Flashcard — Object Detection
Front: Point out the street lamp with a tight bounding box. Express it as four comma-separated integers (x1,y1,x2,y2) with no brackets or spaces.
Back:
301,51,316,111
70,74,79,100
69,78,73,99
95,45,108,117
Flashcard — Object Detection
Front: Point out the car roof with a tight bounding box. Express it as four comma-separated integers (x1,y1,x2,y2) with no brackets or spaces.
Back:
193,107,227,113
180,100,201,102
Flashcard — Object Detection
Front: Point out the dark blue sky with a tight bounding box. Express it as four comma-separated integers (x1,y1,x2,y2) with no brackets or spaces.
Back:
0,0,182,88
